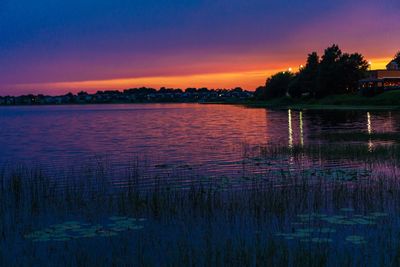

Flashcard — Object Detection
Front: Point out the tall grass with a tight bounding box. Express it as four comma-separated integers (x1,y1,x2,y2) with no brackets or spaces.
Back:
1,144,400,266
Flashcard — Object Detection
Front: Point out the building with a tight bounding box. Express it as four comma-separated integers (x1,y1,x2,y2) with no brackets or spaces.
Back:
359,59,400,95
387,60,399,70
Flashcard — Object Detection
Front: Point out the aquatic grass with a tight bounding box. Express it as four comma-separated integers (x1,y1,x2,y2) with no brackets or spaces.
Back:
259,143,400,165
1,143,400,266
24,217,145,242
346,235,367,245
274,209,387,246
311,131,400,143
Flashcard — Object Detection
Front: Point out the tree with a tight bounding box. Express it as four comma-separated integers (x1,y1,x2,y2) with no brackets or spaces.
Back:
259,72,294,100
254,86,266,99
302,52,320,96
393,51,400,65
315,44,368,97
261,44,370,99
185,88,197,93
337,53,369,94
316,44,343,97
288,52,319,98
232,87,243,92
287,76,302,98
198,88,210,93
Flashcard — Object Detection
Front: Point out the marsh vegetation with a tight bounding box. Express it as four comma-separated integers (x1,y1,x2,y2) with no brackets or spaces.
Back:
1,140,400,266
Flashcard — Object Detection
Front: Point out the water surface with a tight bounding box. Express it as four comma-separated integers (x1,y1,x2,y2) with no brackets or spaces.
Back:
2,104,400,266
1,103,399,178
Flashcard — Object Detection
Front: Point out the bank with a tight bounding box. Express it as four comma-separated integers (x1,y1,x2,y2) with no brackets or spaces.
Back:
243,90,400,111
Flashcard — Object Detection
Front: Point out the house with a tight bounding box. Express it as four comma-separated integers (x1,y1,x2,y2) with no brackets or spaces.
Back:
386,60,399,70
359,59,400,95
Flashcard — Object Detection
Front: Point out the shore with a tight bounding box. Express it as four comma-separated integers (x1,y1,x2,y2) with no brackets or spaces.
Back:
241,90,400,111
244,102,400,111
2,100,399,111
2,90,400,111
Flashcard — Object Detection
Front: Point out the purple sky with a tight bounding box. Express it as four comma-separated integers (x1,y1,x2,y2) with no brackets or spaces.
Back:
1,0,399,95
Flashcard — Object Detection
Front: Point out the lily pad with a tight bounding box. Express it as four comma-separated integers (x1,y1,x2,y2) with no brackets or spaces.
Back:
352,218,375,225
346,235,367,245
370,212,388,217
340,208,355,212
319,228,336,233
297,228,315,233
311,238,332,243
292,232,311,238
109,216,128,221
25,217,145,242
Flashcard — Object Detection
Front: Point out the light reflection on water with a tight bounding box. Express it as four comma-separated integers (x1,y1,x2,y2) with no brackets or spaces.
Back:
299,111,304,147
0,104,399,180
288,109,293,148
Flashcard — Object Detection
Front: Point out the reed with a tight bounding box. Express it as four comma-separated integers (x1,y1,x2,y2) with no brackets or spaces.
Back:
1,143,400,266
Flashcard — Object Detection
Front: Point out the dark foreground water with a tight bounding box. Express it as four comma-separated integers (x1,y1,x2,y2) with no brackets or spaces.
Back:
1,104,400,266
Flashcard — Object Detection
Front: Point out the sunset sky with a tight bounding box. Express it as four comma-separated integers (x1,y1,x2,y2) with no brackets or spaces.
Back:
1,0,399,95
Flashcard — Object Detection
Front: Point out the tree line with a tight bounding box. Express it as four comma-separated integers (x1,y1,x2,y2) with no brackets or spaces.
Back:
255,44,371,100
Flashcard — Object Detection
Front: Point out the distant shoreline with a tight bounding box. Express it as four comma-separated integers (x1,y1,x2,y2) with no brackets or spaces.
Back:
2,90,400,111
0,87,253,106
1,100,400,111
0,101,242,107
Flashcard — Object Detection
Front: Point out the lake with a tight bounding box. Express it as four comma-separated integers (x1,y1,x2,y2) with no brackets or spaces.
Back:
1,104,399,178
2,104,400,266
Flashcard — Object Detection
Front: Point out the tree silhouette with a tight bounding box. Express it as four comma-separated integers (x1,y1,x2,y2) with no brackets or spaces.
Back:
337,53,369,94
316,44,343,97
288,52,319,97
261,44,370,99
315,45,368,97
393,52,400,65
254,86,266,99
260,72,294,100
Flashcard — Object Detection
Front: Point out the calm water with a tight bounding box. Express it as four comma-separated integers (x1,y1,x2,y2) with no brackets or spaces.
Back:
2,104,400,266
1,103,399,178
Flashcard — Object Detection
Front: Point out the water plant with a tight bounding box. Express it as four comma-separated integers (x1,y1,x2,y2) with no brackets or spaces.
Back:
1,142,400,266
25,217,145,242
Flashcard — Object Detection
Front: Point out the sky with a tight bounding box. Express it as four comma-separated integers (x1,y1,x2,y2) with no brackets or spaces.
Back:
0,0,399,95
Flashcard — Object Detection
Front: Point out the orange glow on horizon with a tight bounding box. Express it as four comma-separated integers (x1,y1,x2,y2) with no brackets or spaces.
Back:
9,69,280,93
368,57,392,70
7,57,393,94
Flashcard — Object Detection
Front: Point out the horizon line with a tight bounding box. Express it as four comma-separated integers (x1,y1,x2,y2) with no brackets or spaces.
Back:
2,57,391,96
